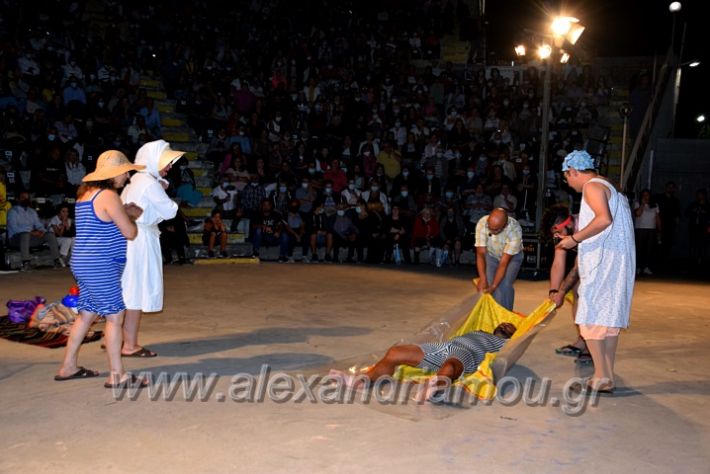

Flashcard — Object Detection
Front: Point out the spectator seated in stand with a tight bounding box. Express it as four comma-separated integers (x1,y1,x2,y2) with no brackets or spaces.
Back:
47,202,75,266
7,191,63,270
250,198,289,261
202,208,229,258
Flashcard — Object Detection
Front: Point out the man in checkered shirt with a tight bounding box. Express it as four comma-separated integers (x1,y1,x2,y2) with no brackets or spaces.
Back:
474,208,523,310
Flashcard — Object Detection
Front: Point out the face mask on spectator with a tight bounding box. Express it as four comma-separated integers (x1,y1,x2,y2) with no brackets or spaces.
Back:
279,186,287,193
48,134,56,141
70,82,77,88
301,182,309,189
348,183,355,190
308,167,316,174
250,182,258,187
222,182,230,188
355,207,362,213
363,151,371,157
467,171,475,179
402,170,409,177
336,210,345,216
523,169,530,175
426,174,433,180
371,185,379,192
400,191,408,197
324,187,332,194
445,191,454,199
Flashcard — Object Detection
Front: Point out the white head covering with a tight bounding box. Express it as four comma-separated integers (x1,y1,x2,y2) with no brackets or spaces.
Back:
135,139,185,179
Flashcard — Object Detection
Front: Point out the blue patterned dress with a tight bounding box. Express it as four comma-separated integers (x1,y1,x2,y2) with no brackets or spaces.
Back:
70,190,127,315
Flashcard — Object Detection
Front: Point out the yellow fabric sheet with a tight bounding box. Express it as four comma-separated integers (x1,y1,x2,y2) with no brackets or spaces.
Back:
394,291,557,400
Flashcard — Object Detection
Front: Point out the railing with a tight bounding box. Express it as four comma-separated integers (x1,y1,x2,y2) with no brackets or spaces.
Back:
620,50,674,192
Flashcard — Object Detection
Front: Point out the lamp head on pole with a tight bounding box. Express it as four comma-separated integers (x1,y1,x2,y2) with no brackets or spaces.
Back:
669,2,682,13
514,44,527,57
537,44,552,60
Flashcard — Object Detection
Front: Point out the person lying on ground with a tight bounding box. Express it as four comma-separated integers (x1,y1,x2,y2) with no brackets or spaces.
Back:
330,322,516,401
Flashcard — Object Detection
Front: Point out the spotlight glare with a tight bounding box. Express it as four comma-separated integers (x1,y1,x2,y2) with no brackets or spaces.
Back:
697,114,706,123
669,2,682,12
538,44,552,60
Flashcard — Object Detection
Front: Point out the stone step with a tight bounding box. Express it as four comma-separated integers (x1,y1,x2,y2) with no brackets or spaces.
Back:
162,131,193,143
197,186,212,195
187,159,210,169
188,232,248,245
196,177,214,187
182,206,213,217
147,90,168,100
162,117,185,128
157,102,175,113
139,78,162,89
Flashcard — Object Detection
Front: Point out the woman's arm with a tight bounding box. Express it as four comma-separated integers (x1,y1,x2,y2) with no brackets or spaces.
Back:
99,190,139,240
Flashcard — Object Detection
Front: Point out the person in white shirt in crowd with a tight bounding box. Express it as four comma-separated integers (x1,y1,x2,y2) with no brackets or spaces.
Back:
64,148,86,188
633,188,661,276
211,178,239,218
48,203,75,265
7,191,62,270
493,184,518,217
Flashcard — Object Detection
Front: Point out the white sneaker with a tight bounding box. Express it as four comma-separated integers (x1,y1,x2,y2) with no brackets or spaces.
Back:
643,267,653,275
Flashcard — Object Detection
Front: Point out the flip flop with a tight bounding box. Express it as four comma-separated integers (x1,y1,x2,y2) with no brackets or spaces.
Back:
54,366,100,381
575,352,594,365
104,374,149,389
568,381,615,397
121,347,158,358
555,344,583,356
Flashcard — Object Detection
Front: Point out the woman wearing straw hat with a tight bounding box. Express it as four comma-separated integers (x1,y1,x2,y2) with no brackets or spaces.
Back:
55,150,147,388
120,139,185,357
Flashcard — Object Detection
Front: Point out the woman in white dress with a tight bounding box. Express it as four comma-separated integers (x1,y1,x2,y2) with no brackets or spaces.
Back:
120,140,185,357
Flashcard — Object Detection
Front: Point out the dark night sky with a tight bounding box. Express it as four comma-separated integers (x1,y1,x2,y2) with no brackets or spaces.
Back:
484,0,708,136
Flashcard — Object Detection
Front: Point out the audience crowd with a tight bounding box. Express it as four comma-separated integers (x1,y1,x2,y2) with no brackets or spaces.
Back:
0,0,706,270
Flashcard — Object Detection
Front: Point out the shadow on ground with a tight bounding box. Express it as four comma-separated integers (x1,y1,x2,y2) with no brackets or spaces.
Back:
148,326,371,357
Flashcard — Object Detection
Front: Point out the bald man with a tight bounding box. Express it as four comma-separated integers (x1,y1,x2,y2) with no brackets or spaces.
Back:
474,208,523,310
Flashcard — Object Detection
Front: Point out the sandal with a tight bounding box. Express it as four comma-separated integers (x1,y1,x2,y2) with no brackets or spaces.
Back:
575,351,593,365
121,347,158,358
54,366,100,381
555,344,583,357
568,381,615,396
104,374,149,389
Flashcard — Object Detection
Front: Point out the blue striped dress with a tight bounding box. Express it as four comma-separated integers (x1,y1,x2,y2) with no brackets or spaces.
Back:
70,190,127,315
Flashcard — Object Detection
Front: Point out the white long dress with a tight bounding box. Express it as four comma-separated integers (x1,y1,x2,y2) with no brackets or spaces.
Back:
575,178,636,328
121,141,178,312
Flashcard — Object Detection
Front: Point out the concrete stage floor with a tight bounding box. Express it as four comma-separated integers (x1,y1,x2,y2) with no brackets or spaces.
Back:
0,264,708,473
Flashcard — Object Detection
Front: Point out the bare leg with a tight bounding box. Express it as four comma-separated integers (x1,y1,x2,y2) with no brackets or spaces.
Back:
603,336,619,383
436,357,464,382
104,311,126,384
219,232,228,251
208,233,216,252
122,309,143,354
58,310,97,377
584,339,614,389
365,345,425,381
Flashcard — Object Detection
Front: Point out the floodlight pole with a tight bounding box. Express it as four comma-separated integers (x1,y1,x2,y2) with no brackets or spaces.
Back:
535,57,552,234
